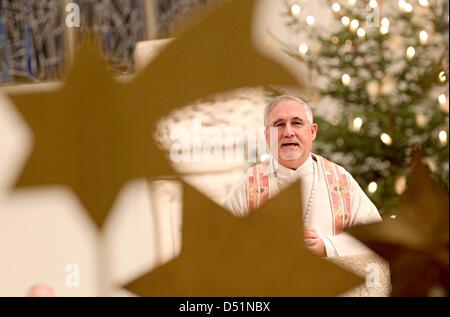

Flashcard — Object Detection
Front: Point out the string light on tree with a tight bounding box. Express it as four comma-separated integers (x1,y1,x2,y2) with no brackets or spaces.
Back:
298,43,309,56
439,130,448,145
357,28,366,39
399,0,413,12
342,73,351,86
438,94,449,112
380,18,390,34
332,3,341,13
350,19,360,32
291,4,301,16
406,46,416,60
380,25,389,34
404,3,413,12
419,31,429,45
306,15,316,26
415,114,428,127
341,16,350,27
380,133,393,145
352,117,363,132
368,182,378,194
369,0,378,9
395,176,407,195
280,0,449,214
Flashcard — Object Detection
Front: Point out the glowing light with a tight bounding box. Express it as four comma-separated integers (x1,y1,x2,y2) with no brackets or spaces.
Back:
399,0,413,12
419,30,428,45
348,0,356,5
341,16,350,27
438,94,447,105
342,73,351,86
350,19,360,32
306,15,316,26
298,43,309,55
390,214,397,219
404,3,413,12
369,0,378,8
406,46,415,60
353,117,363,132
368,182,378,194
357,28,366,38
415,114,427,127
332,3,341,12
438,71,446,82
439,130,448,145
419,0,429,7
395,176,407,195
380,25,389,34
291,4,301,16
380,133,393,145
380,18,389,34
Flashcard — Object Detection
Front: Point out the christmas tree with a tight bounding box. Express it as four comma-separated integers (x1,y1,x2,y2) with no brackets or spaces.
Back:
277,0,449,212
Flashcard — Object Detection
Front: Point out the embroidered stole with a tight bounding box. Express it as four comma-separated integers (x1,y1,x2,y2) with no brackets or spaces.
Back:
246,161,270,210
246,154,351,235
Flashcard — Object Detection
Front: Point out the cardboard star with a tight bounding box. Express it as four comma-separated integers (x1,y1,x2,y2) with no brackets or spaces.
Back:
8,0,302,228
347,152,449,296
9,40,175,228
131,0,302,120
124,181,363,296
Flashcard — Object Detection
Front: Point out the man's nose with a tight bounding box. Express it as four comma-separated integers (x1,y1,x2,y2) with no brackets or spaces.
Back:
282,123,295,137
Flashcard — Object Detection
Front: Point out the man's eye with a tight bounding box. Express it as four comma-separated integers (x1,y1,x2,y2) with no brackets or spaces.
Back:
274,123,284,127
292,121,303,127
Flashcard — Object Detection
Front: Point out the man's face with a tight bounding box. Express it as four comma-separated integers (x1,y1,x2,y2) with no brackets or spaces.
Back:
265,100,318,169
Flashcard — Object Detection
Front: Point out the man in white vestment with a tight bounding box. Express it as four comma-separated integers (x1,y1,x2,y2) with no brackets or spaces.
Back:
224,95,382,257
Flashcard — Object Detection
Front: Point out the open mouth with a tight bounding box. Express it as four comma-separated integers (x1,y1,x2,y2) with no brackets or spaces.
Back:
281,142,300,148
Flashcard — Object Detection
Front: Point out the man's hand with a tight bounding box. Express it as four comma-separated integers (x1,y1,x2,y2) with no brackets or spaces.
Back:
304,228,327,257
27,284,54,297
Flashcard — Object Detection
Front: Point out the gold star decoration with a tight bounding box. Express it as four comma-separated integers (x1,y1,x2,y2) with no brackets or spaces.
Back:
124,181,363,296
131,0,304,121
347,152,449,296
8,0,302,228
9,40,174,228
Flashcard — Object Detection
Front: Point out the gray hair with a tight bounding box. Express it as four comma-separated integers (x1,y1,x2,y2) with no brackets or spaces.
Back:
264,95,313,127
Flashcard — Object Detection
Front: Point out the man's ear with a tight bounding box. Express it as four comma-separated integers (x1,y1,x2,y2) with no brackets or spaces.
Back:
311,123,318,141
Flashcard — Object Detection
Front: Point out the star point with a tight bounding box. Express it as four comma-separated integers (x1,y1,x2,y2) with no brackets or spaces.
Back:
347,151,449,296
124,181,363,296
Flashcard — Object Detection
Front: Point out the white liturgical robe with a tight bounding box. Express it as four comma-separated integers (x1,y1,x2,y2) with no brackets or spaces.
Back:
224,154,382,257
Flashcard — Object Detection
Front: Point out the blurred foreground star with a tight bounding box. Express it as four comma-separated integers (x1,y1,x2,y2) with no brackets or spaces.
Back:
9,40,174,228
347,152,449,296
124,181,363,296
8,0,302,228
